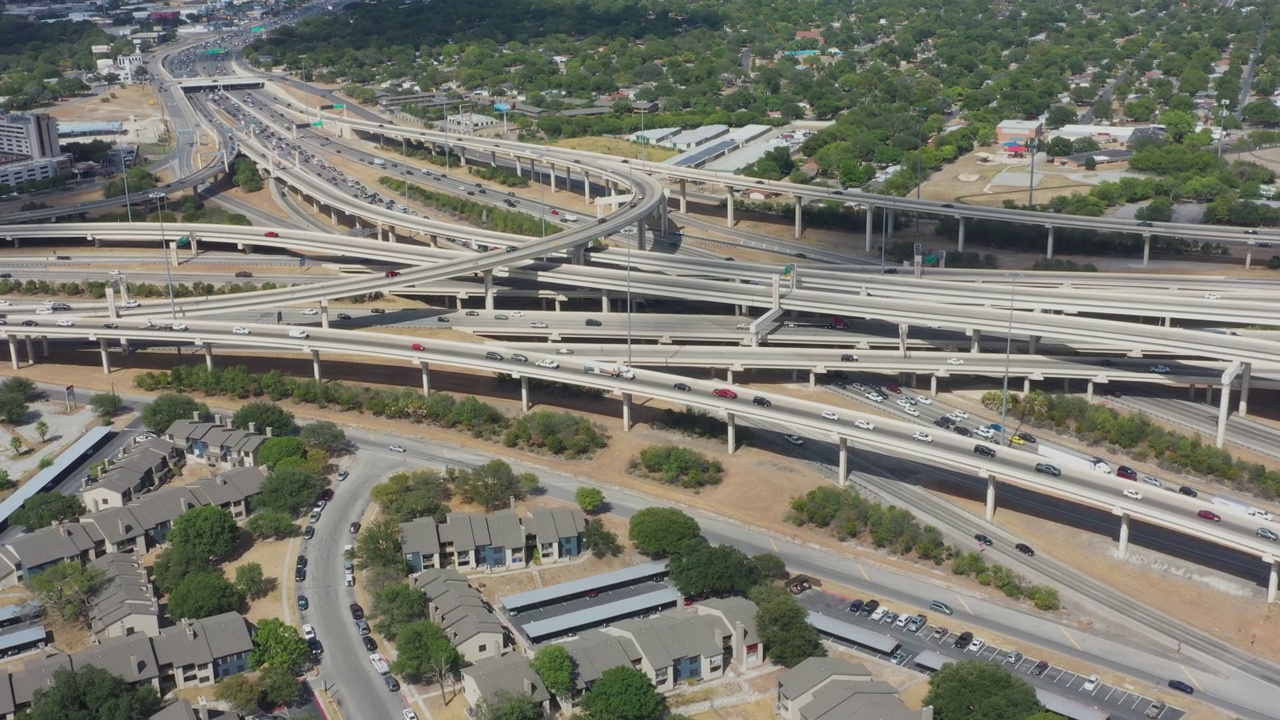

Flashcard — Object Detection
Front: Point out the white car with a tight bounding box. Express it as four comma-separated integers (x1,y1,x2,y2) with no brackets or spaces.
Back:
852,383,868,392
855,419,875,431
108,270,121,275
821,411,840,421
904,406,921,417
914,395,932,405
1148,364,1171,374
302,624,316,640
301,308,319,315
556,348,575,355
975,426,995,439
232,326,251,335
950,409,970,420
968,638,986,653
896,398,913,409
947,357,965,365
403,711,419,720
530,322,549,329
170,323,189,331
1083,674,1101,692
913,431,933,443
289,329,309,339
1142,475,1162,488
56,319,75,327
1204,293,1221,300
1123,488,1143,500
123,300,141,308
35,307,54,315
1249,508,1275,522
865,392,884,403
388,444,406,453
511,311,526,317
535,358,559,369
0,301,9,307
784,435,805,446
735,323,750,330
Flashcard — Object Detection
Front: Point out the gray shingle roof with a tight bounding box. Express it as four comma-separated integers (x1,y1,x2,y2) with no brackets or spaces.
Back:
778,657,871,701
462,653,550,703
607,612,722,668
801,680,908,720
11,653,71,706
697,596,759,645
0,670,13,714
399,517,441,556
153,613,253,668
529,508,585,544
561,629,643,690
487,510,525,548
87,553,157,634
8,522,95,569
71,633,159,684
189,467,266,507
149,699,200,720
83,507,148,545
441,513,488,552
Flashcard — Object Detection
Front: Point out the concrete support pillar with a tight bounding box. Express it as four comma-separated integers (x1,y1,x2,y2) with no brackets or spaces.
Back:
1023,377,1032,394
621,392,632,432
1118,513,1131,558
8,337,18,370
1046,225,1055,258
1142,234,1151,266
24,336,34,365
331,207,338,226
636,220,647,252
930,374,938,395
484,270,495,311
514,157,522,177
809,371,816,389
204,344,214,370
550,163,557,192
40,336,48,357
898,324,909,358
794,196,803,239
1207,385,1214,405
311,350,321,382
726,412,736,454
660,191,669,233
420,362,430,395
957,217,966,252
985,477,996,521
726,369,734,385
119,282,129,304
1246,249,1253,269
1268,559,1279,603
1029,335,1038,355
865,204,874,252
320,299,330,329
106,288,118,319
726,192,735,227
520,376,530,413
601,290,610,313
1064,377,1070,393
1215,379,1231,449
679,180,687,215
99,338,111,375
582,170,591,202
970,328,982,354
838,437,848,485
1239,363,1252,417
1189,384,1196,400
1087,381,1094,401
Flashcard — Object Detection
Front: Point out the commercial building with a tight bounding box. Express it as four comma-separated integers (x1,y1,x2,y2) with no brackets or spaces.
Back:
0,156,70,189
0,113,60,160
995,119,1044,145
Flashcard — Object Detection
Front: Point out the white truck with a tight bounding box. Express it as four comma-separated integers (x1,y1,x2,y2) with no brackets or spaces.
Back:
372,158,386,166
1213,495,1272,521
583,362,635,380
562,213,579,223
1037,444,1111,474
369,653,390,675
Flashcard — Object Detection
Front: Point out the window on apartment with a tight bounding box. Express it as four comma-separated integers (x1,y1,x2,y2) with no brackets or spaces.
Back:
655,669,668,683
477,644,486,653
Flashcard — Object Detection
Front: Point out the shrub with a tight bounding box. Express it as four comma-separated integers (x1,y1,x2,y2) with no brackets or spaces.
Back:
630,445,723,488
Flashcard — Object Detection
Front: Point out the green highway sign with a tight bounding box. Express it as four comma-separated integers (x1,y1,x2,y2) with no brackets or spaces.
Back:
176,236,191,248
251,26,264,32
312,120,323,127
333,103,344,109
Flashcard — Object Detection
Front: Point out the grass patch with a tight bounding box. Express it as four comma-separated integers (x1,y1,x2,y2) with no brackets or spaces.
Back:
550,136,679,162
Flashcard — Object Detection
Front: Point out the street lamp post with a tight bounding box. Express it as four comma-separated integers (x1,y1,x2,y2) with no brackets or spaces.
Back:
626,243,633,368
149,191,178,319
998,271,1022,447
119,147,133,222
914,122,923,238
1217,100,1231,158
1027,138,1039,207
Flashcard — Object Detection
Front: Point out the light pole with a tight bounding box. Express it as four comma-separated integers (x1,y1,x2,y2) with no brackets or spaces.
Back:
1026,138,1039,207
1217,100,1231,158
119,147,132,222
626,242,633,368
998,271,1022,447
149,191,178,319
880,188,890,274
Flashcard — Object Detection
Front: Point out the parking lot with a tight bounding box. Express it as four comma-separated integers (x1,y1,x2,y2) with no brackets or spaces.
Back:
798,590,1184,720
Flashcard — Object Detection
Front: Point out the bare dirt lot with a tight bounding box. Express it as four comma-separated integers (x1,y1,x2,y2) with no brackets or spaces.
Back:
47,85,168,145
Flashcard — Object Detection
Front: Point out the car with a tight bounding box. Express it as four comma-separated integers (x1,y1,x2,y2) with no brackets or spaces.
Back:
170,323,189,332
301,308,319,316
313,501,327,514
865,392,885,403
466,310,480,316
1137,221,1154,228
1250,508,1275,522
350,602,365,620
954,631,974,649
673,382,691,392
349,521,362,534
753,396,772,407
232,326,251,335
1034,463,1061,477
1148,364,1171,374
389,445,406,453
1204,293,1221,300
302,624,316,641
557,348,575,355
852,383,868,392
264,231,280,237
840,354,858,362
1167,680,1194,694
974,533,993,547
896,398,913,409
485,351,504,361
914,395,933,405
784,434,805,446
1117,466,1138,480
1014,431,1036,444
913,431,933,443
289,329,308,339
968,638,986,653
303,526,315,540
950,409,970,420
1142,475,1162,487
859,600,880,617
384,676,401,692
893,613,910,628
362,636,378,652
411,343,426,351
1124,488,1143,500
370,308,386,314
870,606,889,622
297,595,309,611
337,470,350,482
56,319,75,327
1178,485,1199,498
946,357,964,365
974,444,997,458
935,417,954,429
436,316,450,323
847,599,864,613
530,321,549,329
512,354,529,363
585,318,603,327
712,388,738,399
385,270,401,278
905,614,927,632
953,426,973,437
904,406,921,417
101,322,118,329
35,307,53,315
404,710,419,720
854,419,875,431
308,637,324,658
122,300,141,308
821,410,840,421
973,426,995,439
1032,660,1050,676
1197,509,1221,522
1145,701,1166,719
1005,650,1023,665
536,358,559,369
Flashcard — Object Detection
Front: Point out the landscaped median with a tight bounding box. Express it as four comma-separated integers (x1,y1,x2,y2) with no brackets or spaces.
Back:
378,176,562,237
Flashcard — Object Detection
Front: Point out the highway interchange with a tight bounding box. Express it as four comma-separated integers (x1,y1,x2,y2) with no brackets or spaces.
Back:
6,5,1280,718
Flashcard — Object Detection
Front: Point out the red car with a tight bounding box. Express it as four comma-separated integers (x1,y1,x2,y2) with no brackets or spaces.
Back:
385,270,401,277
550,209,559,215
712,388,737,399
1197,509,1221,522
263,231,279,238
411,343,426,351
886,384,902,394
1116,466,1138,480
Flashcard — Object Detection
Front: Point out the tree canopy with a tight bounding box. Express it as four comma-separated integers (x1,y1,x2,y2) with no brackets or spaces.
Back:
579,666,664,720
748,584,824,668
28,666,161,720
453,459,540,511
300,420,348,453
256,466,327,517
250,617,311,674
924,660,1042,720
371,468,453,523
141,393,210,433
167,505,240,562
668,544,763,597
25,561,105,623
10,492,84,530
530,644,576,698
628,507,701,558
232,401,297,435
166,571,243,620
391,619,463,684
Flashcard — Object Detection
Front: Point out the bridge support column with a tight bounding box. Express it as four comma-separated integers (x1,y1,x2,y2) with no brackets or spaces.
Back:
1240,362,1252,416
970,328,982,354
331,208,339,226
1028,335,1038,354
484,270,495,310
1269,559,1279,603
549,163,557,192
23,336,33,366
514,157,522,177
601,290,610,313
726,369,734,385
621,392,632,432
660,193,669,233
204,344,214,370
985,476,996,521
794,196,803,239
119,282,130,304
1023,377,1032,394
8,337,18,370
1206,385,1214,405
582,170,591,202
809,371,817,389
636,220,647,251
679,179,687,214
957,217,966,252
1087,381,1094,401
1118,513,1131,558
1216,376,1231,449
1045,225,1055,258
1246,248,1254,269
898,324,909,358
726,412,736,454
320,299,330,329
726,192,735,227
865,204,874,252
520,376,530,413
40,337,48,357
311,350,321,382
1142,233,1151,266
1188,384,1196,400
930,374,938,395
838,437,848,485
99,338,111,375
420,362,430,395
92,234,101,248
106,288,118,319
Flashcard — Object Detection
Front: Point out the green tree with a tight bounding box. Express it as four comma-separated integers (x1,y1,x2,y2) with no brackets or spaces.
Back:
166,571,243,619
752,553,789,581
256,466,327,517
88,393,125,418
0,469,13,491
669,544,763,597
628,507,700,558
233,401,296,435
232,156,264,192
454,459,540,511
580,666,664,720
250,618,311,673
530,644,576,698
391,619,462,688
28,665,161,720
372,582,427,640
749,584,824,668
258,436,308,469
584,519,622,558
0,377,36,400
0,396,29,426
234,562,268,599
370,469,452,523
1045,104,1077,129
245,511,298,540
1044,136,1073,158
214,674,262,716
141,393,210,432
153,542,213,594
576,487,606,514
923,660,1042,720
300,420,348,453
355,517,407,573
168,505,239,562
11,492,85,529
258,663,302,708
34,420,49,443
25,561,106,623
472,692,546,720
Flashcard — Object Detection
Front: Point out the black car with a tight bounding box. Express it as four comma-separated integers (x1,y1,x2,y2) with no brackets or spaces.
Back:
1015,543,1035,557
234,271,253,278
859,599,880,617
933,418,951,429
296,555,307,569
1178,485,1199,498
1137,221,1154,227
585,318,603,327
384,676,400,692
336,313,352,320
103,322,118,329
673,383,691,391
362,636,378,652
436,316,450,323
1167,680,1194,694
350,603,364,620
953,426,973,437
308,637,323,658
295,567,306,582
21,320,38,327
370,308,386,314
974,445,996,458
752,396,772,407
1014,431,1037,444
974,533,993,546
303,526,315,540
1034,463,1061,477
954,631,974,649
847,599,864,613
841,354,858,361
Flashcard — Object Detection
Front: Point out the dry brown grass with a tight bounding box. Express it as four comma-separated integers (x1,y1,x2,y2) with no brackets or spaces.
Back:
551,136,680,162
